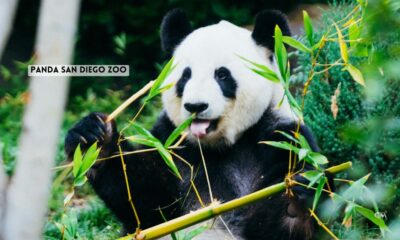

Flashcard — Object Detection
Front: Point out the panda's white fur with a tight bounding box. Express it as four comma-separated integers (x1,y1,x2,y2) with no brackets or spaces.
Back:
162,20,295,145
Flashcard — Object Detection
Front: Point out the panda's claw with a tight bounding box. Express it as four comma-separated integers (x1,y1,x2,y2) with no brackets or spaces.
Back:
80,136,88,144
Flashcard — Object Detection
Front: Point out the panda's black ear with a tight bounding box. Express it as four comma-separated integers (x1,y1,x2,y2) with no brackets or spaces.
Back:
252,10,291,51
160,9,192,57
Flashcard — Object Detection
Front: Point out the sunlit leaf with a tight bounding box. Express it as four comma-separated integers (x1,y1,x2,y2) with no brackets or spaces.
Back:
334,23,349,63
303,11,314,46
274,26,288,81
145,57,176,102
72,144,82,177
78,142,100,179
282,36,311,53
146,83,175,102
299,148,309,161
165,115,193,148
345,64,366,86
307,152,329,165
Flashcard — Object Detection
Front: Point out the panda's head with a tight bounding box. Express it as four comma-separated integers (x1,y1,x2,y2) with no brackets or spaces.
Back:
160,9,295,146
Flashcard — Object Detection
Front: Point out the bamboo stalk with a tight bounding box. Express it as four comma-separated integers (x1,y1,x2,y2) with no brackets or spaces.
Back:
119,161,352,240
106,81,154,122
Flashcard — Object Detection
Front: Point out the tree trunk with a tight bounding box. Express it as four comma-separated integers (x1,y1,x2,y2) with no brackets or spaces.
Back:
1,0,81,239
0,0,20,59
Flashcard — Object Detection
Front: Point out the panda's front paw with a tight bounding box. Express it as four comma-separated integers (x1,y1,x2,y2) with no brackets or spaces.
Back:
65,112,118,158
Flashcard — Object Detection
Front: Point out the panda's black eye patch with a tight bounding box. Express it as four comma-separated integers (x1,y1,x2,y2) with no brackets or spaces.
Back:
215,67,237,98
176,67,191,97
216,67,230,80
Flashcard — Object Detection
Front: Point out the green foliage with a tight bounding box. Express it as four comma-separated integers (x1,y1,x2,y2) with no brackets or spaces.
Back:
0,93,25,175
44,199,120,240
291,1,400,237
73,143,100,187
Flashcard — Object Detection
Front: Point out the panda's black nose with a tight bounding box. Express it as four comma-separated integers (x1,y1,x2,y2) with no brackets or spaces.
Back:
184,102,209,113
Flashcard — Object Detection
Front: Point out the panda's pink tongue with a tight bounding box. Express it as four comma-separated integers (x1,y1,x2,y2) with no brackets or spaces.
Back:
190,120,211,138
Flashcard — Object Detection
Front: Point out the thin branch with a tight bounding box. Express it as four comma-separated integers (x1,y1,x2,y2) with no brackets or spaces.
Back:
106,81,154,122
118,144,141,232
197,138,214,202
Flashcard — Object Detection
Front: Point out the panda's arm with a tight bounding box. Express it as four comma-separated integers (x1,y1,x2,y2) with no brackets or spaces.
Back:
64,112,181,233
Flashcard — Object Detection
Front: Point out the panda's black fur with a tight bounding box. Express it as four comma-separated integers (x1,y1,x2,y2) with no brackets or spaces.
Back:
65,9,321,240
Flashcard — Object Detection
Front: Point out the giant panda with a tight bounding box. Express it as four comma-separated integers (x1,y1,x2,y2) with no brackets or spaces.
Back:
65,9,320,240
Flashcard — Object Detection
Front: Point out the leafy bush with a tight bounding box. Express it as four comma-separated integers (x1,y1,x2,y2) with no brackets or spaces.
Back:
293,2,400,219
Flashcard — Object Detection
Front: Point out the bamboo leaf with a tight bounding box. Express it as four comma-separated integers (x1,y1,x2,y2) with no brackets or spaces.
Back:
298,148,309,161
334,23,349,63
182,225,208,240
343,173,371,200
146,83,175,102
238,55,277,74
165,115,193,148
72,144,82,177
74,176,87,187
274,25,288,81
275,130,300,144
296,133,311,150
146,58,176,102
313,177,327,210
126,136,156,148
303,11,314,46
150,58,175,95
282,36,311,53
132,123,158,142
78,142,100,179
347,18,360,48
345,64,366,87
260,141,299,152
312,35,326,51
301,170,324,188
307,152,329,165
276,95,285,109
354,205,388,230
238,55,280,83
154,142,181,179
250,68,280,83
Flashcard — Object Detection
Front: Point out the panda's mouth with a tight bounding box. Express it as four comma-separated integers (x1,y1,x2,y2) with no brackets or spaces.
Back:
189,118,219,138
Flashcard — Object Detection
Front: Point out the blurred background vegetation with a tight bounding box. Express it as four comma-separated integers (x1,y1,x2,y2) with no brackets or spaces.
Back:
1,0,400,239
